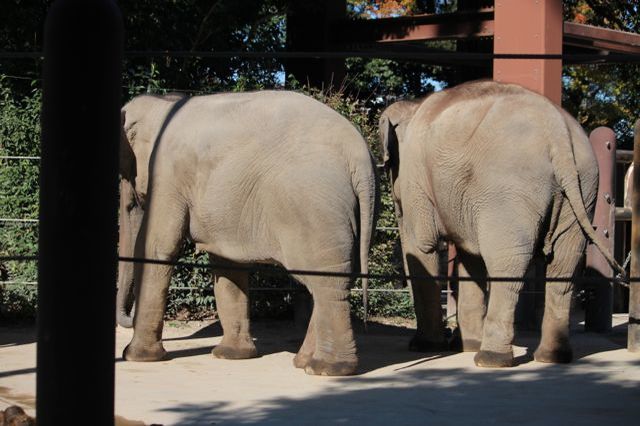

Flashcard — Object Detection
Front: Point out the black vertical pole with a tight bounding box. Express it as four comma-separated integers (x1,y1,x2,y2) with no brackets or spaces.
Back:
286,0,346,90
38,1,122,424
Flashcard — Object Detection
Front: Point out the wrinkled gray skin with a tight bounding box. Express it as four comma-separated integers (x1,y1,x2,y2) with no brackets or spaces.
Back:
118,91,377,376
380,81,624,368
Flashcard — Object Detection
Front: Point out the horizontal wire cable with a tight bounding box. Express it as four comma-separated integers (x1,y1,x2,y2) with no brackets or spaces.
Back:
0,280,552,295
0,156,40,160
1,50,640,63
0,254,632,286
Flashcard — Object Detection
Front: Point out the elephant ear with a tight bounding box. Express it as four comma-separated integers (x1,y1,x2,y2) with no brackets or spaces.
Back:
379,100,421,174
379,114,399,172
119,110,137,183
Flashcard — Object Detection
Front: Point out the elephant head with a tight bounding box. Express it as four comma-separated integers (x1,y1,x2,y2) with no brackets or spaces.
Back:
116,107,148,327
116,94,182,327
379,99,421,195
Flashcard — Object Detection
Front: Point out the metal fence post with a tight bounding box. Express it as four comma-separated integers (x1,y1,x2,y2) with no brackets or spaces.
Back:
585,127,616,332
445,243,458,323
38,1,122,424
286,0,346,89
629,119,640,351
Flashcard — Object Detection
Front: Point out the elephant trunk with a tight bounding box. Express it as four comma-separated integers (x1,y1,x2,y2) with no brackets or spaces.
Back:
116,179,143,328
116,256,135,328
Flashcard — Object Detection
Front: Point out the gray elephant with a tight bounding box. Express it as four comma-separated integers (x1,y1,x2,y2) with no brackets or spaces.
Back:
380,80,624,368
119,91,377,376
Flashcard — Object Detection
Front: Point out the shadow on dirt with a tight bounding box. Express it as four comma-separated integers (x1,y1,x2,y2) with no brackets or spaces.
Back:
159,319,448,374
157,317,633,373
156,356,640,425
0,324,36,347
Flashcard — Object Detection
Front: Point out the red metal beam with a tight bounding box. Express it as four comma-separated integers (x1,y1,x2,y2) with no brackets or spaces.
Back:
336,12,640,64
333,10,494,44
564,22,640,55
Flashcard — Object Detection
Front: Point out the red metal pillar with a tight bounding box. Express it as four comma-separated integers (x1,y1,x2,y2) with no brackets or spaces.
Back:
630,119,640,351
493,0,563,104
585,127,616,332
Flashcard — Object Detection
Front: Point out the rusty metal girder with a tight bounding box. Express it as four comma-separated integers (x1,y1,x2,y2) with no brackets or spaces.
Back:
332,10,495,45
564,22,640,56
629,119,640,351
585,127,616,332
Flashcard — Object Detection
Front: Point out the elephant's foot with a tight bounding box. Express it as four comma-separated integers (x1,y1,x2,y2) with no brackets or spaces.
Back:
123,340,167,362
293,351,313,369
533,346,573,364
212,339,258,360
409,333,448,352
449,334,482,352
461,338,482,352
304,357,358,376
474,350,514,368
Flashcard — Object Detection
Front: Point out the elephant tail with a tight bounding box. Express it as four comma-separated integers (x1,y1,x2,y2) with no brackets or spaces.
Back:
550,121,626,278
354,156,379,328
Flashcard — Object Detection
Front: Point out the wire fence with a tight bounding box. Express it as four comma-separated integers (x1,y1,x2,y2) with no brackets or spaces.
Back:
0,254,633,290
0,157,633,294
2,50,640,63
1,46,637,310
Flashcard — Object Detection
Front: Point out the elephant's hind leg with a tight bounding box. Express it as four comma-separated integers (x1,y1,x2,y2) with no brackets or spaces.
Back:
474,220,537,368
211,261,258,360
453,251,487,352
404,250,447,352
297,275,357,376
534,225,585,364
293,286,317,369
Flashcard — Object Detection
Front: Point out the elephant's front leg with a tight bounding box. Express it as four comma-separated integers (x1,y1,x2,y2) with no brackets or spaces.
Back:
474,250,531,368
211,263,257,359
293,286,316,369
303,278,357,376
405,250,447,352
123,261,173,361
123,193,187,362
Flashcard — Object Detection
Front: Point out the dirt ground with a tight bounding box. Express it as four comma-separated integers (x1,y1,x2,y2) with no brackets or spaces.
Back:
1,315,639,425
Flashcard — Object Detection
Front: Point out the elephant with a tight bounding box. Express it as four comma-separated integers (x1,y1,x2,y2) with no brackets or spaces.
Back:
118,90,378,376
379,80,624,368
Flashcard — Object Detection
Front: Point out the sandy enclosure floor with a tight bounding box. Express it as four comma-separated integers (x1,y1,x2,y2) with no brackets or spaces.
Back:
1,315,639,425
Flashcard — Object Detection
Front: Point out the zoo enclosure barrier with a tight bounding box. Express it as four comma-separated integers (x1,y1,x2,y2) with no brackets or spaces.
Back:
2,55,640,334
3,7,640,341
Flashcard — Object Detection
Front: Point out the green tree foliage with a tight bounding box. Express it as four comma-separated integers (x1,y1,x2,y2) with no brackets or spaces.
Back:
120,0,288,93
345,0,456,105
562,0,640,147
0,76,40,319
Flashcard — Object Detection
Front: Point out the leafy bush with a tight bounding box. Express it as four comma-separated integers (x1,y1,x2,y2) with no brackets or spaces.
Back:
0,76,40,321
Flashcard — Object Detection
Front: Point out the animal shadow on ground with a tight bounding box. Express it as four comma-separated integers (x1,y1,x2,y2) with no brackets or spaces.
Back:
0,324,36,347
161,319,457,374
